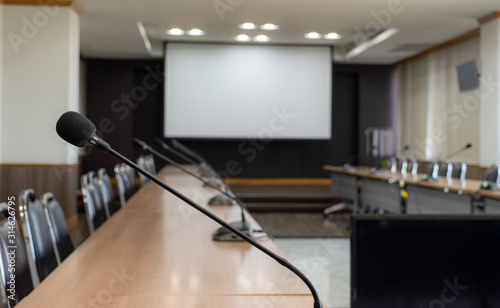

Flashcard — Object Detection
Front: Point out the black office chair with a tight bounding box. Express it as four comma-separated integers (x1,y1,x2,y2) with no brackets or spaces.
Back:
97,168,119,216
425,161,439,180
19,189,59,287
438,160,452,178
0,203,34,307
41,193,74,264
136,156,150,187
387,157,397,173
451,161,467,180
114,163,138,206
397,158,408,174
81,173,107,234
481,164,500,189
406,158,418,176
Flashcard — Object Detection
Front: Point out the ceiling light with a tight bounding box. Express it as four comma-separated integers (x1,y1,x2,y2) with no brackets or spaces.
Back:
239,23,256,30
254,35,270,42
187,29,205,36
260,23,279,30
324,32,341,40
304,32,321,39
235,34,251,41
167,28,185,36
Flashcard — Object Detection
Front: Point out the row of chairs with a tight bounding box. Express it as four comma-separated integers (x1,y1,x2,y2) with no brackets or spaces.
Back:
81,155,156,235
0,190,74,307
0,156,157,307
386,158,467,180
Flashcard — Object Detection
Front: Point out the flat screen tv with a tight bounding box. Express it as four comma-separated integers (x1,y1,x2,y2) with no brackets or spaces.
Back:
351,215,500,308
456,60,479,92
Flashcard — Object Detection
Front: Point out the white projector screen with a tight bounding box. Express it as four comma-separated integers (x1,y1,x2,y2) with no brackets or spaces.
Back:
164,43,332,139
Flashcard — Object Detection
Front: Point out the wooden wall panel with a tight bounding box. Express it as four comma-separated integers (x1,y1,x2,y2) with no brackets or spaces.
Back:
0,164,79,218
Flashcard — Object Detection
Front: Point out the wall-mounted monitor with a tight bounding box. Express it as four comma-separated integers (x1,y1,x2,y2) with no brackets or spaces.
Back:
164,43,332,139
456,60,479,92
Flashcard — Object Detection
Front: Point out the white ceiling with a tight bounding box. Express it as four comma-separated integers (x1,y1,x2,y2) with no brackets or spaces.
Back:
76,0,500,64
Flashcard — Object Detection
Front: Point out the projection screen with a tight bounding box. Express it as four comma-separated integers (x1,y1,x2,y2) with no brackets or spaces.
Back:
164,43,332,139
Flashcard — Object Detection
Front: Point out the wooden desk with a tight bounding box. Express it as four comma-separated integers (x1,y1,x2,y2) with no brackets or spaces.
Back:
17,167,322,307
324,165,483,214
408,176,482,214
477,189,500,214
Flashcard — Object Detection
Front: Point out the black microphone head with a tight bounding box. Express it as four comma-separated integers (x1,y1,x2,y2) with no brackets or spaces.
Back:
56,111,96,147
466,143,472,149
404,145,410,151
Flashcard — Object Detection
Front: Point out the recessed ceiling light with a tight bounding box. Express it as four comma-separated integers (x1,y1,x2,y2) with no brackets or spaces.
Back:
260,23,279,30
235,34,251,41
239,23,256,30
254,35,270,42
304,32,321,39
324,32,341,40
187,29,205,36
167,28,185,36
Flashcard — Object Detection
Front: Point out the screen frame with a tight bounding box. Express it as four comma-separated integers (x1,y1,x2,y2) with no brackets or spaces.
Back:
162,41,334,141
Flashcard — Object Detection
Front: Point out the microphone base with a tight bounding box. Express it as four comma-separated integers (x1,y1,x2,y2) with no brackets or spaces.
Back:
212,220,254,242
199,162,213,177
208,194,234,205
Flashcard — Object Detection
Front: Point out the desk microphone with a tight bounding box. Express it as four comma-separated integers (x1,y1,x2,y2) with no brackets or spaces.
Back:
133,138,253,241
445,143,472,160
171,139,217,177
398,145,410,154
156,138,213,177
56,111,323,308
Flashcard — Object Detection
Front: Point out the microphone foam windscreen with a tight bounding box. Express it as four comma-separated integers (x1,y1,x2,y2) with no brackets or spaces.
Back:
56,111,96,147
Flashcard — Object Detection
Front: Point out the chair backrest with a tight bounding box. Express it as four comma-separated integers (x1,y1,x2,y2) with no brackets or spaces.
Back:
19,189,58,287
114,164,138,206
41,193,74,264
0,203,34,307
451,161,467,180
136,156,150,187
81,174,107,234
97,168,119,216
397,159,408,175
425,161,439,179
387,157,397,173
484,164,500,184
437,161,452,178
144,154,156,174
407,158,418,176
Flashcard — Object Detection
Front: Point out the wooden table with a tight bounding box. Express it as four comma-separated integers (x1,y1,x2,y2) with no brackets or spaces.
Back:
17,166,323,307
477,189,500,214
324,165,483,214
408,176,483,214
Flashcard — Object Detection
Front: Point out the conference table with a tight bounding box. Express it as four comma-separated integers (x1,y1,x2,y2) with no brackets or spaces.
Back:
18,166,324,307
324,165,484,214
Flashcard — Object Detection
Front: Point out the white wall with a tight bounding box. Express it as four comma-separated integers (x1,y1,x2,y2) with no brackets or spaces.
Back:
479,19,500,165
0,6,3,163
0,5,80,164
396,36,480,162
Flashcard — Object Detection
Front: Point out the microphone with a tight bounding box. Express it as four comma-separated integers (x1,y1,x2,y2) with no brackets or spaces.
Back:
156,138,213,178
170,139,216,177
133,138,253,241
56,112,323,308
398,145,410,154
444,143,472,160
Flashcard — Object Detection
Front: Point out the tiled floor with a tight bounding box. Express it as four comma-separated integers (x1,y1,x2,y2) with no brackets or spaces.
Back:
274,238,350,308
